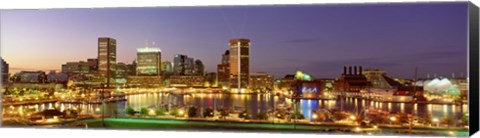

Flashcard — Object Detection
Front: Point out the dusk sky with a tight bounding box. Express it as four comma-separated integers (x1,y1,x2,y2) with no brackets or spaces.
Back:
0,2,468,79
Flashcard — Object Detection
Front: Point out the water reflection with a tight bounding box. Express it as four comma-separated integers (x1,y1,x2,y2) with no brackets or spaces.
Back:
3,93,467,121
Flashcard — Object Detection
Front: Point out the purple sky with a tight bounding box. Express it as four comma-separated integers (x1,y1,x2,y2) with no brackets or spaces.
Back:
0,2,469,79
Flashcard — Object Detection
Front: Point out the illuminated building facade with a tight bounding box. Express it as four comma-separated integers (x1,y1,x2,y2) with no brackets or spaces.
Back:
47,71,68,83
13,71,47,83
116,62,128,85
249,72,275,92
161,61,173,75
136,46,162,76
169,75,205,87
205,72,218,87
277,74,295,91
98,37,117,87
127,76,163,88
61,61,90,75
229,38,250,90
1,58,9,84
291,70,325,98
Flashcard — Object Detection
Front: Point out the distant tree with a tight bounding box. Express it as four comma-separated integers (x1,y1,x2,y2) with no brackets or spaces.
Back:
188,106,197,117
203,108,214,118
290,112,305,119
257,112,268,120
170,109,180,117
441,117,454,127
332,112,347,120
140,107,148,116
156,108,166,116
461,112,469,126
220,109,229,119
239,110,251,119
423,114,433,126
125,106,135,116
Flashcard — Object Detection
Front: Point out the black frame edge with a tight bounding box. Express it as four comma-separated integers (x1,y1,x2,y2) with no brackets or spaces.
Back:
469,1,480,136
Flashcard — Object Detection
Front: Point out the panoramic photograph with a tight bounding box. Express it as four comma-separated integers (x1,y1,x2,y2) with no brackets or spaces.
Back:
0,2,470,137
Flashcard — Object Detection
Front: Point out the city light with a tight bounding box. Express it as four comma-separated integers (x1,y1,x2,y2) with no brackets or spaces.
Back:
390,116,397,122
349,115,356,120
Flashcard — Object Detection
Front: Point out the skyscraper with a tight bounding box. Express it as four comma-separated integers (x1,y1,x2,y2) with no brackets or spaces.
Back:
173,54,187,75
136,44,162,76
229,38,250,91
185,57,194,75
194,59,205,76
161,61,173,74
1,58,9,84
98,37,116,87
217,50,230,87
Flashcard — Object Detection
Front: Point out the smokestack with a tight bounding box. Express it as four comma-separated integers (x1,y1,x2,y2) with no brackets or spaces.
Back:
344,66,347,75
348,66,352,75
354,66,358,75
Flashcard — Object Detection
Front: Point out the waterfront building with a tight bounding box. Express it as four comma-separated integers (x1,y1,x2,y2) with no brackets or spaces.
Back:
115,62,128,85
13,71,47,83
126,60,137,76
334,66,371,92
229,38,250,92
136,44,162,76
127,76,163,88
290,70,325,99
169,75,205,87
98,37,117,87
249,72,275,92
276,74,295,91
61,61,90,75
47,71,68,83
1,58,9,84
205,72,218,87
217,50,230,88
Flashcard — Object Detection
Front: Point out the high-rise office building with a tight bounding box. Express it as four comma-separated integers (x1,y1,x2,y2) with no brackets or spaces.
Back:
229,38,250,91
1,58,9,84
185,57,194,75
161,61,173,74
61,61,90,74
194,59,205,76
173,54,187,75
217,50,230,87
136,45,162,76
98,37,117,87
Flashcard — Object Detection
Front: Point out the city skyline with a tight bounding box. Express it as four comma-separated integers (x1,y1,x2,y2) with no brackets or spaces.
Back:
1,2,468,78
